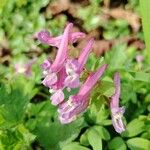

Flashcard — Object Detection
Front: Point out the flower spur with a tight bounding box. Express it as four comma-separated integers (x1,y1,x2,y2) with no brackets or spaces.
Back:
110,72,125,133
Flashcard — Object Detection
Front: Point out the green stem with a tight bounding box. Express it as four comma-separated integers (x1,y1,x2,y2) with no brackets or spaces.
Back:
140,0,150,63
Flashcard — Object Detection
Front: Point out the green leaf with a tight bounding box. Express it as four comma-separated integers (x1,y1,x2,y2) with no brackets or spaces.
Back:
87,128,102,150
16,124,36,145
122,119,145,137
34,118,85,150
27,101,56,119
92,126,110,140
98,80,114,97
62,142,90,150
16,0,27,7
140,0,150,63
86,53,99,71
26,101,56,131
0,81,31,129
96,104,110,125
80,130,89,146
108,137,126,150
141,132,150,140
0,124,35,149
105,44,127,70
88,96,103,123
127,138,150,150
130,72,150,83
87,97,110,125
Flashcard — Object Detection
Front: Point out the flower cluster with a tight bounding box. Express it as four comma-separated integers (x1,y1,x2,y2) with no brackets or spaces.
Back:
38,23,125,133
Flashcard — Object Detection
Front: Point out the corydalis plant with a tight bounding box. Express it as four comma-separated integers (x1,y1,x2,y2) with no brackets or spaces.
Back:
40,23,73,105
110,73,125,133
39,23,94,106
38,23,125,133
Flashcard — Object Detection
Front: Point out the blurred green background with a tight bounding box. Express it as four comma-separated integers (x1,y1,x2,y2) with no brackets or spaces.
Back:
0,0,150,150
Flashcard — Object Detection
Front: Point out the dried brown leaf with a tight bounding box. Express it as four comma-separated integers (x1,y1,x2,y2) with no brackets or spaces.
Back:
103,8,140,32
47,0,70,15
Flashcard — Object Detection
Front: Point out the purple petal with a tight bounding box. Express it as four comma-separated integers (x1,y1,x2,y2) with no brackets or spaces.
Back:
65,59,79,75
64,74,80,88
70,32,86,43
38,31,85,48
78,64,108,96
111,107,125,133
38,30,60,47
41,59,51,70
110,73,125,133
77,38,94,73
110,72,120,108
53,67,67,90
51,32,86,47
38,30,51,44
42,73,58,88
51,23,73,72
58,95,89,124
51,89,64,106
59,114,77,124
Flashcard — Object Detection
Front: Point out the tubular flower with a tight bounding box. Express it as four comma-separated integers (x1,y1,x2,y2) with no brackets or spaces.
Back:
58,64,108,124
41,23,73,105
110,73,125,133
39,23,94,107
41,23,72,86
51,89,65,106
64,38,94,88
49,67,67,105
38,30,86,48
50,23,73,72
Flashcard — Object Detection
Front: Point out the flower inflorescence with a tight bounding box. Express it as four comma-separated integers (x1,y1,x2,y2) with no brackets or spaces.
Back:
38,23,125,133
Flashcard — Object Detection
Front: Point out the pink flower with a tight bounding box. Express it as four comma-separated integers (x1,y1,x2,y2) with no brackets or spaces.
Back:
110,73,125,133
136,55,144,63
48,67,67,105
14,59,35,76
38,30,86,48
64,38,94,88
40,23,94,107
51,89,65,106
58,95,89,124
58,64,108,124
41,23,74,106
41,23,72,89
51,23,73,72
42,73,58,88
41,59,51,71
